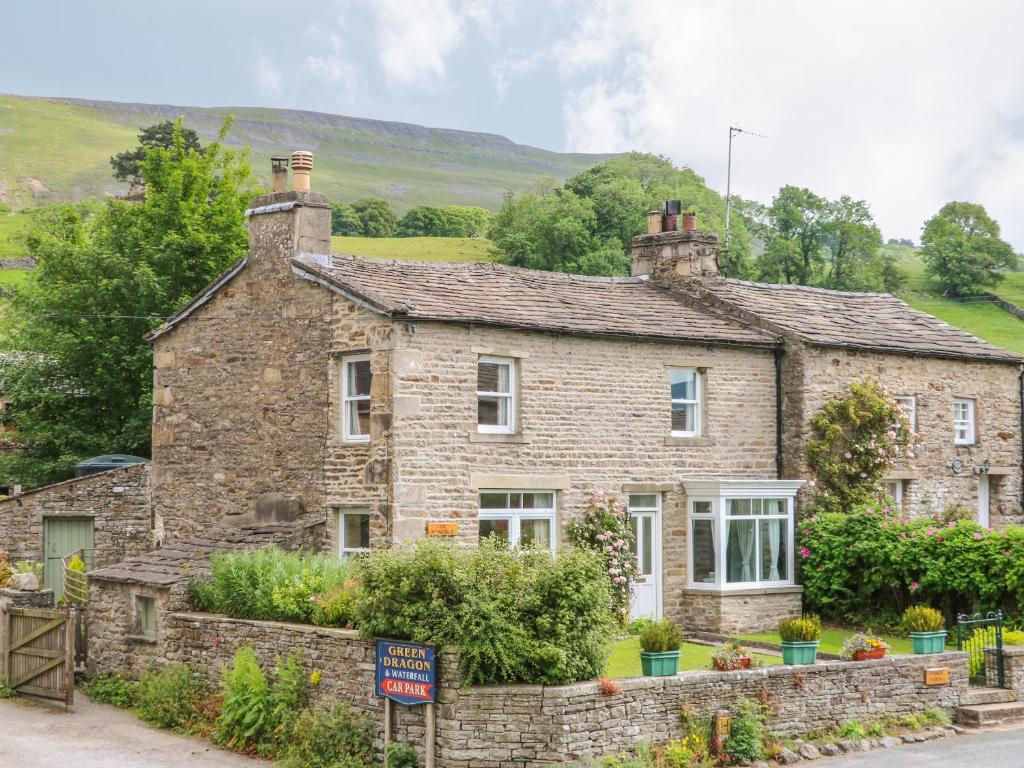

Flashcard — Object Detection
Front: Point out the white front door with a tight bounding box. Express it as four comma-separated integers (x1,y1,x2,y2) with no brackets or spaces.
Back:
978,475,990,528
628,494,661,621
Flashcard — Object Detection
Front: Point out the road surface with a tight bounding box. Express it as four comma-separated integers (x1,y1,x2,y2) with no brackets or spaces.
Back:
817,726,1024,767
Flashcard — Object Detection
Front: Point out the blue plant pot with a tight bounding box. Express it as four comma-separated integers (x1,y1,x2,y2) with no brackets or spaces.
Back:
781,640,819,665
910,631,947,654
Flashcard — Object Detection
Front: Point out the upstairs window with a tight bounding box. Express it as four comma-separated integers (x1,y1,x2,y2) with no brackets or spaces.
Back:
670,368,701,437
478,491,554,552
894,395,917,431
342,355,371,443
954,397,975,445
477,356,516,433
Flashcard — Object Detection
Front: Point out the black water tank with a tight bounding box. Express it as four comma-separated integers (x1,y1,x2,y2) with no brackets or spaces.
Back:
73,454,149,477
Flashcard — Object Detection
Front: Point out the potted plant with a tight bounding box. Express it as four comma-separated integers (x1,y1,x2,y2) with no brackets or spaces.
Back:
778,615,821,665
638,618,683,676
901,606,947,654
841,632,889,661
711,642,756,671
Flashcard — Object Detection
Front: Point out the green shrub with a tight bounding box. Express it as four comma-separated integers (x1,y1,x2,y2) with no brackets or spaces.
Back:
311,582,358,628
385,741,418,768
778,615,821,641
626,618,653,636
838,720,866,740
355,538,616,686
901,606,945,633
637,619,683,653
215,646,307,756
84,674,139,708
277,702,374,768
137,664,206,731
13,561,43,579
726,699,766,762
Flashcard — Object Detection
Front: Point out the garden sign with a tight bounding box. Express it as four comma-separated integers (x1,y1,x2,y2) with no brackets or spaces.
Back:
375,639,437,705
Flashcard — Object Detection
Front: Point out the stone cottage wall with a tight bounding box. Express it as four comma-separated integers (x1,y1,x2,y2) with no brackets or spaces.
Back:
785,344,1023,525
0,463,151,568
87,577,173,677
153,612,970,768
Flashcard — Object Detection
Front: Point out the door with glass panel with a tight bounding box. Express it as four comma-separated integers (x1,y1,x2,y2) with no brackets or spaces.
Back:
628,494,661,620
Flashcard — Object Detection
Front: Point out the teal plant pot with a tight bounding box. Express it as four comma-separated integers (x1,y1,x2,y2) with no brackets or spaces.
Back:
780,640,819,665
640,650,680,676
910,631,947,654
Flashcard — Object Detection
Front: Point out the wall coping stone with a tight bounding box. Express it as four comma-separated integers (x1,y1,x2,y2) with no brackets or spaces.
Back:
681,585,804,596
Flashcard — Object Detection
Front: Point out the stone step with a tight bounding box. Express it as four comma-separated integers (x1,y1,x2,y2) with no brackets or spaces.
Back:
956,701,1024,727
964,687,1016,706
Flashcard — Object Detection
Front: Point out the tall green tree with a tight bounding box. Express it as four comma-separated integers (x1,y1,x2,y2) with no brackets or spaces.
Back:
351,197,397,238
330,202,362,236
764,186,829,285
110,120,203,187
1,119,258,486
920,201,1016,296
822,196,886,291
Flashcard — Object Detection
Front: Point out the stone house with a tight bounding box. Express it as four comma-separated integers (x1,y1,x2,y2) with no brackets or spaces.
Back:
104,160,1019,636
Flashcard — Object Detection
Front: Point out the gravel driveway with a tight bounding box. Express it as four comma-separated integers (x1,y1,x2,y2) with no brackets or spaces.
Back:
0,694,265,767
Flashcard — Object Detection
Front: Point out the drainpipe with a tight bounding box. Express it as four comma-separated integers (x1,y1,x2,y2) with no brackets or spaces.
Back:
1019,369,1024,510
774,347,784,480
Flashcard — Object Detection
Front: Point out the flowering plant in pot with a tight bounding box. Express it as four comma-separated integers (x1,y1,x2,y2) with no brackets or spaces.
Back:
841,632,889,661
638,619,683,676
901,606,947,654
778,615,821,665
710,642,757,671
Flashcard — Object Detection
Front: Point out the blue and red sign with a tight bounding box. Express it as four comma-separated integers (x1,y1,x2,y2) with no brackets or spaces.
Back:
375,639,437,705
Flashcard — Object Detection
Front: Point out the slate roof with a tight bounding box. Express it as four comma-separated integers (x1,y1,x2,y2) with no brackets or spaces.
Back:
292,254,779,348
691,279,1022,363
88,522,317,586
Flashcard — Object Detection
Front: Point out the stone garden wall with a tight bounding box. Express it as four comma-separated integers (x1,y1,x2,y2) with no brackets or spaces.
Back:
153,611,972,768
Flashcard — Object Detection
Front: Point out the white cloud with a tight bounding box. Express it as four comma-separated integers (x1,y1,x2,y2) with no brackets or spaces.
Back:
538,0,1024,248
253,49,283,97
303,27,360,100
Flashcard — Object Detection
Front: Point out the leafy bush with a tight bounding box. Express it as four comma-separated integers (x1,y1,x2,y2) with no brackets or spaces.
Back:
778,615,821,642
84,674,139,708
838,720,866,740
901,606,945,633
215,646,307,756
277,702,375,768
137,664,206,731
355,538,616,686
385,742,418,768
726,699,766,762
311,581,358,628
637,619,682,653
14,561,43,579
626,618,653,636
567,491,640,623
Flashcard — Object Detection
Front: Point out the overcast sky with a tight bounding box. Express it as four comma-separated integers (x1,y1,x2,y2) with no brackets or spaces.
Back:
4,0,1024,249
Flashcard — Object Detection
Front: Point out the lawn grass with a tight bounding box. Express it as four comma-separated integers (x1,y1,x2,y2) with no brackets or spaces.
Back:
738,628,917,655
0,268,31,289
331,235,494,263
604,637,780,678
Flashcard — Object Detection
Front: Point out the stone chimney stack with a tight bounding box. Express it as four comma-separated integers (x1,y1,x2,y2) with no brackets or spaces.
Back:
245,152,331,267
631,200,720,279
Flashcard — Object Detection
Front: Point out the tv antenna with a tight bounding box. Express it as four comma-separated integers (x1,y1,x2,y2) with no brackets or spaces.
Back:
724,125,768,252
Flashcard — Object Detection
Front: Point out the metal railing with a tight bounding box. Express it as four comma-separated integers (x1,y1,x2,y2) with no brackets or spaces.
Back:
956,611,1005,687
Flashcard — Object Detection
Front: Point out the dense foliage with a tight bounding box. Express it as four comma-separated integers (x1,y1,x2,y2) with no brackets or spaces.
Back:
278,702,377,768
567,491,640,622
354,538,616,685
800,504,1024,624
921,201,1017,296
778,615,821,642
637,619,683,653
397,204,491,238
805,380,915,513
136,664,207,731
83,673,139,708
110,120,203,186
350,197,398,238
0,118,258,486
901,605,945,633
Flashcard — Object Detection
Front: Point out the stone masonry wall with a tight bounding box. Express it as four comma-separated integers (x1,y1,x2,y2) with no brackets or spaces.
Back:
0,463,151,569
785,344,1023,525
679,586,803,633
87,577,173,677
150,193,335,541
156,612,970,768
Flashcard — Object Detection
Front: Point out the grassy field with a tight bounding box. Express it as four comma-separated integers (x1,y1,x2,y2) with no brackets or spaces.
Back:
739,628,916,656
331,235,494,263
604,637,779,678
0,268,31,289
0,212,30,261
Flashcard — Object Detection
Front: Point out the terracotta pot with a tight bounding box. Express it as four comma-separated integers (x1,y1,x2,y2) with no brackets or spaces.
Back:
852,647,886,661
714,657,751,671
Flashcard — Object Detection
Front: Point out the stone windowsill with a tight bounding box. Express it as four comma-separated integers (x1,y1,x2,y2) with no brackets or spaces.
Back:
126,634,158,645
682,585,804,597
664,436,714,447
468,431,531,445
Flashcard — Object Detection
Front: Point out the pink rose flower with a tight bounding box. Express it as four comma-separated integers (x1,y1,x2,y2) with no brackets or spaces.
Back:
800,547,811,558
910,581,919,591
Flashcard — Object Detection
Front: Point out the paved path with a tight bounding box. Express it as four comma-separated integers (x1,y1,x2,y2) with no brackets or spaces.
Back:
819,726,1024,767
0,694,265,767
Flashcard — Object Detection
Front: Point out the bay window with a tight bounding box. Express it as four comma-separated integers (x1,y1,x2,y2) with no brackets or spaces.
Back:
684,479,803,589
478,491,555,552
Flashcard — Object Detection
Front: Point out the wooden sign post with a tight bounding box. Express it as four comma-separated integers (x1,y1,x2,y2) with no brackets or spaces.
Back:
376,639,438,768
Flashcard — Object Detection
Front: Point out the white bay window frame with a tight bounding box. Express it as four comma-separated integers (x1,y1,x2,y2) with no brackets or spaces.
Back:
684,479,803,590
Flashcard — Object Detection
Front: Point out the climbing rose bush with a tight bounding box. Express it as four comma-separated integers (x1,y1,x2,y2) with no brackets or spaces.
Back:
805,379,916,513
567,491,640,624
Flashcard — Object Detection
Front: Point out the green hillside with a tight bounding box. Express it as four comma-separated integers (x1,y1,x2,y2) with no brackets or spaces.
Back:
0,93,606,213
331,235,493,263
0,212,29,260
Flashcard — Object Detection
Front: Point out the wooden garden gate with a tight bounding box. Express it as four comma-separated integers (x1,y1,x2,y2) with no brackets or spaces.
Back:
3,607,75,705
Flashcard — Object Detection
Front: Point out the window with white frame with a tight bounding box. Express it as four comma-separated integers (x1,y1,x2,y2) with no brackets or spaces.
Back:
477,356,516,433
337,509,370,559
478,491,555,552
670,368,701,437
685,480,803,589
341,355,371,442
894,395,916,431
884,480,904,508
953,397,976,445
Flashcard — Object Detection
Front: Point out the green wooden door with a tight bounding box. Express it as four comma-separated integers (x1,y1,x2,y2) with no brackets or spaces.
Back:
42,517,94,600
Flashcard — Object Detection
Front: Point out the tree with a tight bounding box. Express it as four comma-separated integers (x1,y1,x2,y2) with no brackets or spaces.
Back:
821,196,886,292
330,202,362,236
763,186,829,285
351,197,397,238
920,202,1016,296
397,205,448,237
1,119,258,486
110,120,203,187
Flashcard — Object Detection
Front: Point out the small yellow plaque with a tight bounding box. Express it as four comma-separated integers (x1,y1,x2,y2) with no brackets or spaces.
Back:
425,522,459,537
715,714,732,735
924,667,950,686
